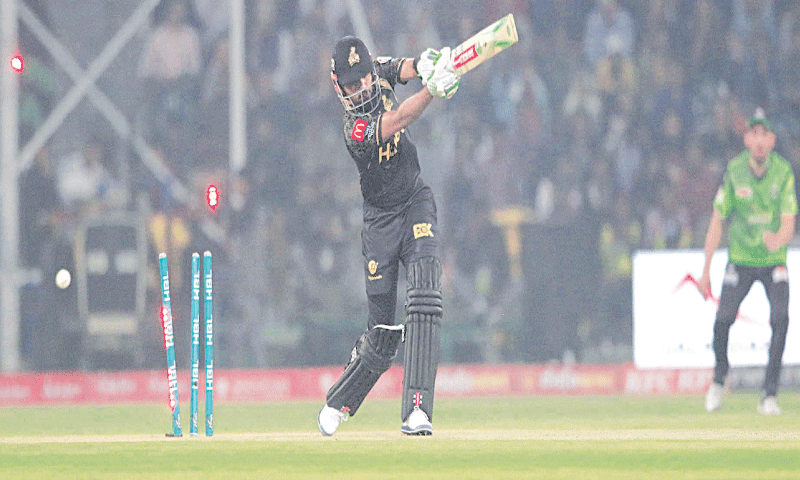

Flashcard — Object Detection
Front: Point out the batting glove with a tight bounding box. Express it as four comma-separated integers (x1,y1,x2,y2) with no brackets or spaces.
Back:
435,46,456,74
415,47,439,82
425,47,459,98
426,68,460,99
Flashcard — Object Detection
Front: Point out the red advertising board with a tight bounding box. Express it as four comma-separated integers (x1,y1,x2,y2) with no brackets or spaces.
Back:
0,364,714,406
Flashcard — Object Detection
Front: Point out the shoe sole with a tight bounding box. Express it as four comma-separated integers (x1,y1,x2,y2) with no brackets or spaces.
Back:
401,425,433,436
317,408,334,436
757,407,780,416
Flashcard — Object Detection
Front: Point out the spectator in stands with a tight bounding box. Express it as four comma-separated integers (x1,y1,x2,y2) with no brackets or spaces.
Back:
57,133,125,215
727,0,780,106
595,33,637,115
17,0,59,145
192,0,229,57
598,195,640,345
732,0,777,41
140,0,203,81
20,145,62,268
777,21,800,117
582,0,635,68
562,69,603,126
699,96,744,168
197,35,231,169
687,0,728,87
138,0,203,172
602,107,642,196
641,0,691,56
643,179,694,249
778,1,800,58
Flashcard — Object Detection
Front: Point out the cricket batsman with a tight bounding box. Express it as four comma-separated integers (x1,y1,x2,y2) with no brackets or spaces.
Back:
698,108,797,415
316,36,459,436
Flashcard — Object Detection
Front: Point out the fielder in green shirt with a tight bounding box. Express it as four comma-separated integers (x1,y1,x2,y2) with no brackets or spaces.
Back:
698,108,797,416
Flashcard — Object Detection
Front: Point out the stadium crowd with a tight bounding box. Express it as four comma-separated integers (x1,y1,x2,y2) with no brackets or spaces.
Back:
16,0,800,369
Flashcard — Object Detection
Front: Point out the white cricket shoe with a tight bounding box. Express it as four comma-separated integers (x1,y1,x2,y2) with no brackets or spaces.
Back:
757,396,781,416
317,405,347,436
401,408,433,436
705,383,724,412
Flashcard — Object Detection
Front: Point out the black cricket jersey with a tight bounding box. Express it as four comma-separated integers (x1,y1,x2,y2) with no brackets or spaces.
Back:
342,57,422,209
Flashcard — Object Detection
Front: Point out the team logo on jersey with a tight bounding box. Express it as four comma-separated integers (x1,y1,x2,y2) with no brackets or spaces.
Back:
382,95,394,111
413,223,434,239
748,212,771,224
379,78,393,92
348,46,360,66
735,187,753,199
368,260,382,281
351,119,368,141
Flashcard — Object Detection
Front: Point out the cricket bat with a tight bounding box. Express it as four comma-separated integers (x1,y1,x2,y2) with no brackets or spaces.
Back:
451,14,519,75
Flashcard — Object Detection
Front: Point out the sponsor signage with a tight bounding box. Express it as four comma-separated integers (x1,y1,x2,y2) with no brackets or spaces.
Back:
2,364,799,406
633,250,800,369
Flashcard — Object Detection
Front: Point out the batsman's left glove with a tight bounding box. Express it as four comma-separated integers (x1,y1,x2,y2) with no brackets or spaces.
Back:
426,69,460,99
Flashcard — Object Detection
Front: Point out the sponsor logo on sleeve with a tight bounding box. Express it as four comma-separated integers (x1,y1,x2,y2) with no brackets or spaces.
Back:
351,119,368,141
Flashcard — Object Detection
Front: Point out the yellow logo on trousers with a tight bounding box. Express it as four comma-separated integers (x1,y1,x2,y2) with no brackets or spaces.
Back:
368,260,382,281
413,223,434,239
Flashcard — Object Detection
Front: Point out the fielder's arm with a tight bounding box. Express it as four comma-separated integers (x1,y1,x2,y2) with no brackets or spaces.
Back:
764,213,796,252
698,210,724,299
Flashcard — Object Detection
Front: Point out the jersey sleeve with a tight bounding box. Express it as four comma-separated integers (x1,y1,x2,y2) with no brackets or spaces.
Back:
375,57,406,86
343,115,379,168
713,173,733,218
780,170,799,215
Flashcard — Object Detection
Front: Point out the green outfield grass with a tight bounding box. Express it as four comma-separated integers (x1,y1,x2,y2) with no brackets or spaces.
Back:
2,393,800,479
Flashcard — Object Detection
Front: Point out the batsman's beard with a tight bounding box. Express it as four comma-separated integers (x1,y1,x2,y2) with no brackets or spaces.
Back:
337,76,381,115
